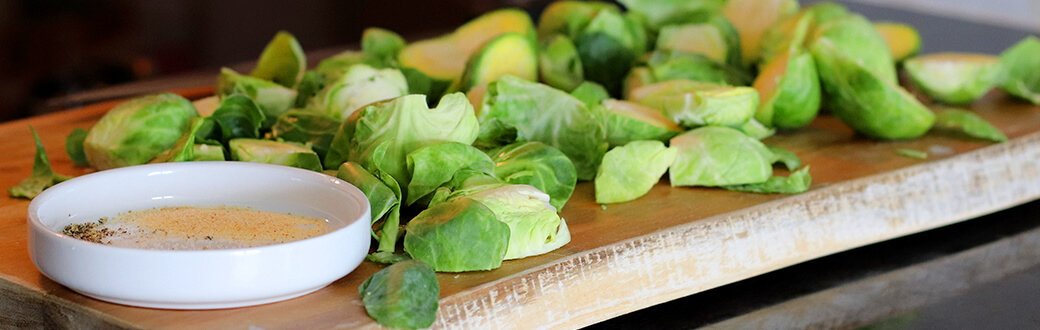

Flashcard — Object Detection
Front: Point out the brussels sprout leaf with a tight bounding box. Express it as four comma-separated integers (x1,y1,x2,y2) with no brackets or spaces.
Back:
486,142,577,211
767,146,801,171
595,141,677,204
724,166,811,194
250,31,306,88
10,127,72,199
405,142,496,206
403,198,509,272
359,259,439,329
933,108,1008,143
64,128,89,166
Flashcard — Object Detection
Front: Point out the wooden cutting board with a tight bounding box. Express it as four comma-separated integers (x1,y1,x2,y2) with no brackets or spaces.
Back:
1,86,1039,329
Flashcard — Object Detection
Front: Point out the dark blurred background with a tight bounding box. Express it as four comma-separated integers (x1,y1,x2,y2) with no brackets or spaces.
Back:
0,0,552,122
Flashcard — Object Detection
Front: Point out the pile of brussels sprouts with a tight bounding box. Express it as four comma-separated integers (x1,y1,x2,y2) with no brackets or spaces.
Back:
11,0,1039,328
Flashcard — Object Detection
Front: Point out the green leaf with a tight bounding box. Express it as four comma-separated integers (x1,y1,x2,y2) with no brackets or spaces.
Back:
999,36,1040,105
895,149,928,159
10,127,72,199
480,75,608,181
405,142,495,206
570,81,610,108
724,166,811,194
359,259,439,329
366,251,412,264
150,118,208,163
294,70,326,108
361,28,406,68
595,141,677,204
403,198,509,272
767,145,801,171
933,108,1008,142
64,128,89,166
217,68,296,129
462,185,571,260
206,94,266,144
670,126,774,187
336,162,399,227
486,142,577,211
228,139,322,171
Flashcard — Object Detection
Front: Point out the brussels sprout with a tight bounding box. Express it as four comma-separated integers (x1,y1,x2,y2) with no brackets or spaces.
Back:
574,10,648,94
325,93,479,191
192,95,220,117
310,64,408,121
629,79,721,103
229,138,321,171
595,140,677,204
405,142,496,206
294,71,325,108
65,128,89,166
656,15,743,67
537,0,619,40
486,142,576,211
618,0,726,28
479,75,608,181
811,40,935,140
191,144,226,161
905,53,1002,105
216,68,296,128
398,9,535,83
462,184,571,259
404,197,510,272
809,13,897,84
250,31,306,89
570,81,611,108
361,27,406,68
316,50,383,82
9,127,71,199
932,107,1008,143
670,126,774,186
647,50,752,86
874,22,921,62
458,32,538,92
752,48,822,129
803,1,850,24
358,259,439,329
724,165,811,194
270,110,339,160
999,36,1040,105
600,99,682,146
539,34,584,92
722,0,799,65
83,93,199,170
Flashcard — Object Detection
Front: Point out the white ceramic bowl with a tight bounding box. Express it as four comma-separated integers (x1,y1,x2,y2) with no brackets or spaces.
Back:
27,162,371,309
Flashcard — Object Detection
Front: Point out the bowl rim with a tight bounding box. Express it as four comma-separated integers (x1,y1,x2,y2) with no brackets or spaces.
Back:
27,161,371,255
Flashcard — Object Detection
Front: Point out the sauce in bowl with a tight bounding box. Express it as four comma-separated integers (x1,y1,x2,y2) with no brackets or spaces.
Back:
61,206,330,250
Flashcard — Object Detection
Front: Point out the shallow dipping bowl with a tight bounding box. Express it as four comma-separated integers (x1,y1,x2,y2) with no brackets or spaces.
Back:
27,162,371,309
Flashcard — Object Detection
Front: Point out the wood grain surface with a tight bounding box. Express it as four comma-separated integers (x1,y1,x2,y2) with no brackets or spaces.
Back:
0,86,1038,329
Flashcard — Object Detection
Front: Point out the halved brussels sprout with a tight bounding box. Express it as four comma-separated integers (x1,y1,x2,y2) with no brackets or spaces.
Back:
647,50,752,86
722,0,799,65
539,34,584,92
250,31,306,89
811,40,935,140
618,0,726,28
574,9,648,94
600,99,682,146
752,48,821,129
570,81,611,107
670,126,774,186
398,9,535,82
874,22,921,62
310,64,408,120
624,66,655,99
458,32,538,92
361,27,405,68
905,53,1002,105
228,138,321,171
656,15,742,67
537,0,619,40
84,93,199,170
932,107,1008,142
999,36,1040,105
809,13,897,84
595,140,676,204
758,9,815,66
634,82,759,128
270,110,339,160
465,184,571,260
